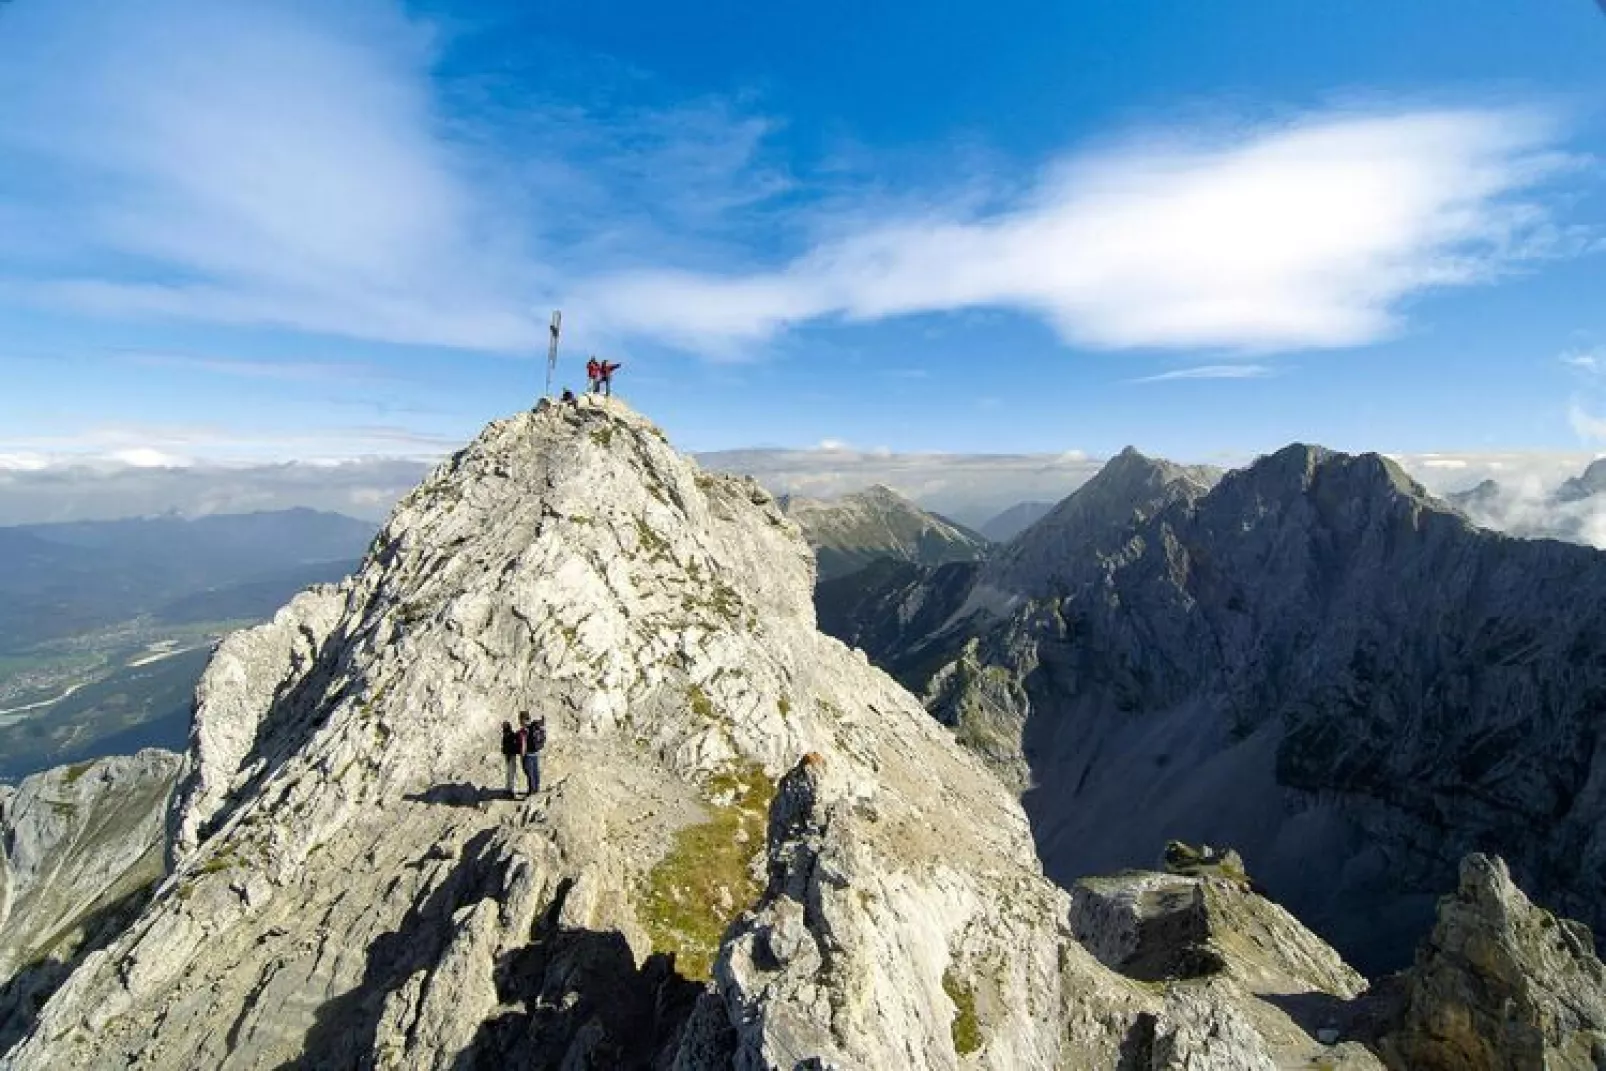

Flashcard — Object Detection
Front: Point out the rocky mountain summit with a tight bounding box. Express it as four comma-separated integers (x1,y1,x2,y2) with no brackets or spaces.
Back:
779,484,990,580
982,447,1220,598
0,749,180,1050
820,442,1606,978
10,400,1606,1069
1,398,1162,1068
1555,458,1606,504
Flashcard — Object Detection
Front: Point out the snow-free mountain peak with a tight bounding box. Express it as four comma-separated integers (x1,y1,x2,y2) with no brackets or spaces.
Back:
1556,456,1606,503
6,396,1173,1068
983,445,1220,597
778,481,989,580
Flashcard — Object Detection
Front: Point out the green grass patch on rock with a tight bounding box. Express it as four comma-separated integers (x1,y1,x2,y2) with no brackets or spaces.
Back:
944,968,982,1055
639,763,775,981
60,760,97,786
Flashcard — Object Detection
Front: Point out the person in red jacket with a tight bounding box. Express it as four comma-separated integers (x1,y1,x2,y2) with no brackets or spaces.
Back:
599,360,621,397
585,357,601,394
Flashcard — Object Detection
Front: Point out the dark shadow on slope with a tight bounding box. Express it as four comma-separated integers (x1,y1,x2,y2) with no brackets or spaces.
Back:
284,833,708,1070
402,783,502,808
452,877,707,1070
1261,977,1406,1053
285,828,509,1070
0,880,158,1057
1115,1012,1157,1070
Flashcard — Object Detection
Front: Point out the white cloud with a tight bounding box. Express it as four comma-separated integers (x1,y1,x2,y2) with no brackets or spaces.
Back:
107,448,193,469
0,423,464,467
1131,364,1273,383
0,458,435,524
581,108,1589,354
0,0,547,352
1570,402,1606,442
0,2,1593,364
1562,346,1606,374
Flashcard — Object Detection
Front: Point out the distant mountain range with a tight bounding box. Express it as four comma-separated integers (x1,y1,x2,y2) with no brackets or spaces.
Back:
777,484,991,580
1447,456,1606,546
818,442,1606,976
0,509,374,780
0,508,373,652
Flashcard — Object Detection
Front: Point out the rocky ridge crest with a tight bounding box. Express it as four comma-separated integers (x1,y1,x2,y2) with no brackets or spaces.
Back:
6,398,1153,1068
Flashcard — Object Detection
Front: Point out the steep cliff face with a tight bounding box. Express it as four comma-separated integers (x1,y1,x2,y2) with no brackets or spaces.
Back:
779,484,991,581
833,442,1606,975
7,398,1172,1069
0,750,180,1050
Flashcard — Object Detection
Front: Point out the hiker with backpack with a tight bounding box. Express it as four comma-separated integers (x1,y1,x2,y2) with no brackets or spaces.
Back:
519,711,546,797
585,357,601,394
499,720,522,799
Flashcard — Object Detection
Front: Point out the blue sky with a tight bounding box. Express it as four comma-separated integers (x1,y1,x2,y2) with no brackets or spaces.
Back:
1,0,1605,471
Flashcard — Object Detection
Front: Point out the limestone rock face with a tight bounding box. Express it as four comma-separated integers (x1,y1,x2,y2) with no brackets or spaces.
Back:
0,750,180,1050
5,398,1178,1069
1383,854,1606,1070
1070,867,1384,1071
170,582,349,866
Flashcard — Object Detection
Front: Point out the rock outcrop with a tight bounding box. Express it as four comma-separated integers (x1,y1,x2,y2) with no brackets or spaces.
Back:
0,750,180,1051
779,483,991,581
1383,854,1606,1070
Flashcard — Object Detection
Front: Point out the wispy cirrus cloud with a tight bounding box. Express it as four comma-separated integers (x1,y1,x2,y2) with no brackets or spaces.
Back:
0,0,546,351
580,108,1593,355
121,352,385,383
1130,364,1274,383
0,0,1595,364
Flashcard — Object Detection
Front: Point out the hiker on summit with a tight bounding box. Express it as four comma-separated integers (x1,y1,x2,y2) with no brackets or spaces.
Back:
519,711,546,797
599,360,621,397
585,357,601,394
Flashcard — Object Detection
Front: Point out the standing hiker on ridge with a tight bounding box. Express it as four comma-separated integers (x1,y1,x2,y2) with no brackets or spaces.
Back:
519,711,546,797
585,357,601,394
499,720,522,799
599,360,621,397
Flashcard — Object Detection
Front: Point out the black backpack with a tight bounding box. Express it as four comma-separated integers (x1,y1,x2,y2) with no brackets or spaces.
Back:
529,719,547,751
